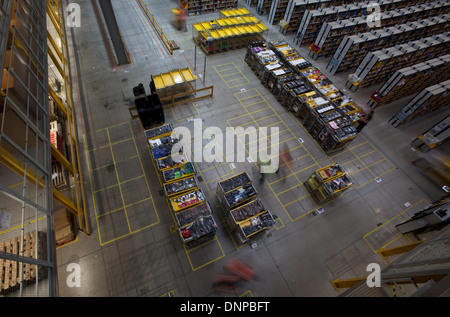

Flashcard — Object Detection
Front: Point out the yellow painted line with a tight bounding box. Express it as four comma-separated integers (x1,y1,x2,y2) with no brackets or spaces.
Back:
91,121,129,134
349,147,377,179
90,155,138,172
329,141,369,158
228,81,250,88
228,112,252,122
171,101,200,122
245,128,291,146
0,217,45,235
222,71,242,77
289,112,331,164
249,106,271,115
282,192,313,208
235,87,258,95
205,172,235,184
176,30,192,49
363,199,427,253
242,100,266,108
378,234,405,252
197,161,231,174
84,133,102,244
354,167,396,189
276,182,307,198
341,150,378,166
225,76,246,83
90,121,162,246
185,236,226,271
239,290,254,297
273,217,285,230
214,65,237,72
7,181,24,189
86,137,134,153
93,175,144,194
160,290,175,297
269,162,318,186
97,197,153,218
255,113,277,122
106,128,132,234
360,134,396,170
236,94,262,102
348,158,387,177
129,122,158,204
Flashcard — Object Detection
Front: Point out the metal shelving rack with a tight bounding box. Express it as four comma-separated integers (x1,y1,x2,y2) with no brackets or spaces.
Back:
0,0,92,297
345,33,450,92
368,54,450,109
312,0,450,61
257,0,273,15
280,0,332,35
389,80,450,127
327,13,450,75
186,0,238,16
267,0,290,25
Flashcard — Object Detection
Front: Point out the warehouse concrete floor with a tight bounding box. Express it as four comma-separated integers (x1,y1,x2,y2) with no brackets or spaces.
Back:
56,0,449,297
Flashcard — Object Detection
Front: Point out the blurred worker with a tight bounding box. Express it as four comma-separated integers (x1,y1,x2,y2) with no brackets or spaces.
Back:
259,153,279,185
280,144,293,170
356,110,374,133
177,5,187,31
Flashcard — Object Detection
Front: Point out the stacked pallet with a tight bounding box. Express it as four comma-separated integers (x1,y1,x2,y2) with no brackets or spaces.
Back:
51,161,69,190
54,208,75,246
0,231,46,295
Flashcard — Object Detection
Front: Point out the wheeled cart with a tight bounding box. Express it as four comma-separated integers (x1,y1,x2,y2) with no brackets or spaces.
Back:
304,164,353,204
140,119,216,249
216,172,274,244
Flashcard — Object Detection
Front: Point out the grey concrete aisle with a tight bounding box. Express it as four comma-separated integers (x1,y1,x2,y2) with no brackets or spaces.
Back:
56,0,449,297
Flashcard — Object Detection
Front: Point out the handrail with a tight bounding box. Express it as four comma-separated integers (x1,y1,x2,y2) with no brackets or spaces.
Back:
136,0,176,55
129,86,214,118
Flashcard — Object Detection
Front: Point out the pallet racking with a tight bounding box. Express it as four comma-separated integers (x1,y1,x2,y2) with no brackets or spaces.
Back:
0,232,47,295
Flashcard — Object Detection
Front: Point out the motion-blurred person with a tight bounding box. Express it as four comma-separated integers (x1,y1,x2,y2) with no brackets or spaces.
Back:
280,144,293,170
177,5,187,31
356,110,373,133
259,153,279,185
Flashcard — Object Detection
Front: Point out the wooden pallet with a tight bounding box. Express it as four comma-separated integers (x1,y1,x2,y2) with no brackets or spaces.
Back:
51,161,69,190
0,232,46,295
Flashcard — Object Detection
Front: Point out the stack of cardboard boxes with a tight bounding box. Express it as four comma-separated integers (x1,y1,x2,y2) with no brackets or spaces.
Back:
54,208,75,246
